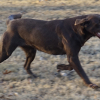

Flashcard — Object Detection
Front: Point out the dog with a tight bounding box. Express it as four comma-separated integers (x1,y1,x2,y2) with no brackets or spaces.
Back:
1,14,100,89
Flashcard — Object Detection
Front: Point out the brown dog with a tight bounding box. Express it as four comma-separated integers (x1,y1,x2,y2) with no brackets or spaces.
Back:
1,14,100,89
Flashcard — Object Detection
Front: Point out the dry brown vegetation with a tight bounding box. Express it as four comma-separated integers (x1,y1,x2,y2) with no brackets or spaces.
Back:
0,0,100,100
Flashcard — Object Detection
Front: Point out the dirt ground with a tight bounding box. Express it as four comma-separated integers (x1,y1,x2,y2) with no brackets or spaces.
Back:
0,0,100,100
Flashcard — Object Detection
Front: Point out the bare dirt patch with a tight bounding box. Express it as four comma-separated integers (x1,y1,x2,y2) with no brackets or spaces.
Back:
0,0,100,100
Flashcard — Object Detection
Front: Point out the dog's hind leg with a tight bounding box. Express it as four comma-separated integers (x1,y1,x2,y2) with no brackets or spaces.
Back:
20,46,37,78
0,32,18,63
57,64,73,72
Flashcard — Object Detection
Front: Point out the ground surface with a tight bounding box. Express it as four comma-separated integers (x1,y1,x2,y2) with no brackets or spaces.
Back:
0,0,100,100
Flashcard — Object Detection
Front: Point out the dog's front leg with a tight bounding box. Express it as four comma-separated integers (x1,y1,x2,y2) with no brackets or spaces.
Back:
68,55,99,89
62,38,99,89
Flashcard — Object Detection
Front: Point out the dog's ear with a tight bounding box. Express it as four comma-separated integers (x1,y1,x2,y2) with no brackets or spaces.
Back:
74,17,91,35
74,18,89,26
74,15,93,26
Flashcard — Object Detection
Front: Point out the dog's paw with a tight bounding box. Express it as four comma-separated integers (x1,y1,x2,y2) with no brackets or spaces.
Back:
88,84,99,89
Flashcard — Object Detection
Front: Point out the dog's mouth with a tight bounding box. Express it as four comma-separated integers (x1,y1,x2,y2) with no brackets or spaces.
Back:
96,33,100,38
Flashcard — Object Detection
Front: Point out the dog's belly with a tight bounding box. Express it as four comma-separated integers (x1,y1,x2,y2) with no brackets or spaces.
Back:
34,44,66,55
21,34,66,55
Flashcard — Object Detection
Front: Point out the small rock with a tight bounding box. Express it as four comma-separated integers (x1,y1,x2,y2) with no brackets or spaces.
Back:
60,72,67,76
60,70,75,77
14,92,18,96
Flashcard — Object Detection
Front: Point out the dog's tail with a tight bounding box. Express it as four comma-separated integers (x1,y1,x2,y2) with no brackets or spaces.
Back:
6,14,22,25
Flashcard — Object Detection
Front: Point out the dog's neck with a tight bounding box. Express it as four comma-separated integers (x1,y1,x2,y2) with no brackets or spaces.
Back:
63,18,93,46
82,28,93,42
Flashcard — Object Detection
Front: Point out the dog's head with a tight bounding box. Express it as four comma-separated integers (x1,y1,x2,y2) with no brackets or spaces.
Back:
74,14,100,38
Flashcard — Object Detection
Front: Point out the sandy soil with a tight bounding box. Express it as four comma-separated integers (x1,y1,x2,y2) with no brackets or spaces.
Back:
0,0,100,100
